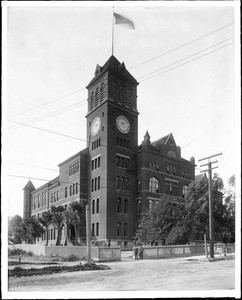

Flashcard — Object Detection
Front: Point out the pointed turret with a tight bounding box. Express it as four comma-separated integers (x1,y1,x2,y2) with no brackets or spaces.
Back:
23,180,35,218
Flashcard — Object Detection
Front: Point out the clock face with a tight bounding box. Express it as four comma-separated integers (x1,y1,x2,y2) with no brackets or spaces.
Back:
91,117,101,136
116,115,130,134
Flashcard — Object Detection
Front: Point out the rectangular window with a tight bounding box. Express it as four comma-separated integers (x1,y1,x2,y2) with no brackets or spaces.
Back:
95,178,97,191
96,223,99,236
98,176,100,190
98,156,100,168
149,200,153,211
92,223,95,237
117,222,121,237
124,223,128,236
92,179,94,192
92,160,94,170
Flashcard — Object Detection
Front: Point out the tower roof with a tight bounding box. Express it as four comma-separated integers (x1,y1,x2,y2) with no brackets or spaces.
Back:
151,133,177,148
23,180,35,191
86,55,139,88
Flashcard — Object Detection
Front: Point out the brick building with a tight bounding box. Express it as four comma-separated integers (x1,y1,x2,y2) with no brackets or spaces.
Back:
23,55,196,247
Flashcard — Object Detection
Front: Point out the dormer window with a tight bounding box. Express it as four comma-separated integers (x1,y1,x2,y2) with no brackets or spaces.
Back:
118,63,126,74
95,64,102,76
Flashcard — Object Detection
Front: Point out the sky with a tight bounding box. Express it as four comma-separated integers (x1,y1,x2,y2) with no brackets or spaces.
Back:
3,1,241,218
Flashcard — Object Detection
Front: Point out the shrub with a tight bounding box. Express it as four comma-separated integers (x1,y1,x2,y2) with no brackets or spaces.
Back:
8,249,34,257
61,254,80,262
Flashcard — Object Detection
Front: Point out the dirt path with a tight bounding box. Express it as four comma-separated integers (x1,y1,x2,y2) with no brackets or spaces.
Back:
8,255,235,292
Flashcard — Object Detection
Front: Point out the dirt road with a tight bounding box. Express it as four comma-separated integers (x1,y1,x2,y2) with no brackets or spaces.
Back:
8,254,235,293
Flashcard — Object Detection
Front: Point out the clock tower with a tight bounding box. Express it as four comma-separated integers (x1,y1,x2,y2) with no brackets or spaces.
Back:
86,55,139,246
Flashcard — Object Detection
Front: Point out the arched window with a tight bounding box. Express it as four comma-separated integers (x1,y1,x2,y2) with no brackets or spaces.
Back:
120,86,125,105
76,183,78,194
138,180,141,192
112,82,118,102
70,185,72,196
138,199,141,214
100,83,105,102
149,177,160,193
116,176,120,189
65,187,68,198
92,199,95,214
182,185,188,198
98,176,100,190
96,198,99,214
95,87,100,107
73,184,75,195
90,92,95,111
127,89,132,108
117,198,121,213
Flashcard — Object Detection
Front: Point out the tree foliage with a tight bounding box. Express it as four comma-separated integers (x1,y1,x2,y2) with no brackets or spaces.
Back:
8,215,24,244
39,211,53,246
135,173,235,246
50,205,65,246
8,215,44,244
135,196,186,244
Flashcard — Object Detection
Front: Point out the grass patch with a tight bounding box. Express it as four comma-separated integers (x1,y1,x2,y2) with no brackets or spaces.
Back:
8,261,58,266
9,264,110,277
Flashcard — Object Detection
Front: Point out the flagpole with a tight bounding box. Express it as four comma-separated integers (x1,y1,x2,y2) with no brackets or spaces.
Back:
112,9,114,56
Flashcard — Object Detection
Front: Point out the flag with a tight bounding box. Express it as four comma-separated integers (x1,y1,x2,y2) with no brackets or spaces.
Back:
113,12,135,30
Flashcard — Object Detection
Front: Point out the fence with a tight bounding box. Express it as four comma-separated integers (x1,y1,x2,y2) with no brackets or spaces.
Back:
135,243,235,259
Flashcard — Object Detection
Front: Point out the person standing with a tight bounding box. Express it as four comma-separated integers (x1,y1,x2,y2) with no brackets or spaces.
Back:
139,244,144,260
134,246,139,260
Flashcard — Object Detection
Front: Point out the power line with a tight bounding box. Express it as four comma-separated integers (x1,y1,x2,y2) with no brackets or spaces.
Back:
9,88,86,119
181,114,234,149
8,161,59,172
151,52,232,142
129,22,234,70
8,99,87,131
8,120,86,142
137,37,234,80
140,42,234,83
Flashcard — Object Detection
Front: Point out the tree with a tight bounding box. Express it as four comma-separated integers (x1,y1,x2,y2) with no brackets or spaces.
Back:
135,196,185,244
51,205,65,246
8,215,24,244
166,220,190,245
185,174,235,244
224,174,235,214
39,211,53,246
68,201,86,245
22,216,45,244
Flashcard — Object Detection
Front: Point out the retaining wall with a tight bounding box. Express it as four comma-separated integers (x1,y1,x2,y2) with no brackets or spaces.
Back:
8,244,121,262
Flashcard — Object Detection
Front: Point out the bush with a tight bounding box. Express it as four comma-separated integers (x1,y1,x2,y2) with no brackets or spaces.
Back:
61,254,80,262
8,249,34,257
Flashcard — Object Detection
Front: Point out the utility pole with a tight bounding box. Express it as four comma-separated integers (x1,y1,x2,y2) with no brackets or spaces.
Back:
86,203,92,264
198,153,222,258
